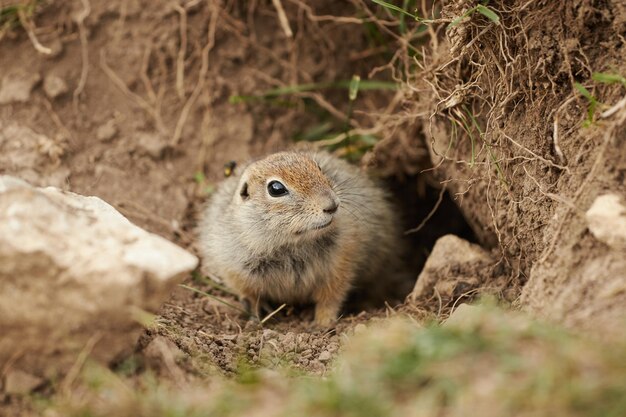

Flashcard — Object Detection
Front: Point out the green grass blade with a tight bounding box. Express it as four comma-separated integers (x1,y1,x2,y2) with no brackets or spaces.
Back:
193,171,206,184
230,80,398,103
448,6,476,29
574,82,594,101
574,83,598,126
448,15,466,28
260,80,396,95
349,75,361,101
458,116,475,167
476,5,500,24
592,72,626,86
370,0,417,20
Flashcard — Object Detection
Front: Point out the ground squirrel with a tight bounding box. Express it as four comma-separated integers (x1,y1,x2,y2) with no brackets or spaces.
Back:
199,151,400,326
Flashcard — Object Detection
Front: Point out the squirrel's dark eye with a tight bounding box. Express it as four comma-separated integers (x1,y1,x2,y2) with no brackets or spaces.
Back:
267,180,288,197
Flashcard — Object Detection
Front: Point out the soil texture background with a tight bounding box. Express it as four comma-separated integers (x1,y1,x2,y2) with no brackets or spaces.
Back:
1,0,625,415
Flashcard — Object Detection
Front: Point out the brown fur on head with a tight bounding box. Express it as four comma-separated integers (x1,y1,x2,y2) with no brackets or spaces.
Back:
233,152,340,247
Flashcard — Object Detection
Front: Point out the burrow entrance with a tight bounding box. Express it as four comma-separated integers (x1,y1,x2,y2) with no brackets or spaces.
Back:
345,172,477,313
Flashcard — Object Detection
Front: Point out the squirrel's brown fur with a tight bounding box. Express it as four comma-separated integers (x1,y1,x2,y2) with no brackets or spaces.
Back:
199,151,400,326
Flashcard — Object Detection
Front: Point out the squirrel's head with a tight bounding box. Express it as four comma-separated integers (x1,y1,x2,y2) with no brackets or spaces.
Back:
233,152,340,244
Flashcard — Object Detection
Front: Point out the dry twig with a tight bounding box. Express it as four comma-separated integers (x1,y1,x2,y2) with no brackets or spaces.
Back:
271,0,293,38
17,7,51,54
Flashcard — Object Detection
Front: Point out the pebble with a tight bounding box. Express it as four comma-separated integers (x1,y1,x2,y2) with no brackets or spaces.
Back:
136,132,168,159
586,194,626,250
96,119,118,142
43,74,68,99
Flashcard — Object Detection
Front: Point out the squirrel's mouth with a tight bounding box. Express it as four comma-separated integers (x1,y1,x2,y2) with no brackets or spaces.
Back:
296,219,333,235
312,219,333,230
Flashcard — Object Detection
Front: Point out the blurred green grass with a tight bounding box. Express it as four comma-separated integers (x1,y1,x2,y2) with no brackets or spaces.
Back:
45,303,626,417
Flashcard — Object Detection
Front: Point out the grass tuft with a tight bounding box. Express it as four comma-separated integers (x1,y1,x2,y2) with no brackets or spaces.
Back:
45,303,626,417
449,2,500,28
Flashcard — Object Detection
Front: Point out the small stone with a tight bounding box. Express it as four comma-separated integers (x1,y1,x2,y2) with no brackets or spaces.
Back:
281,333,297,352
586,194,626,250
0,72,41,104
318,351,332,362
4,370,43,395
96,119,118,142
43,74,68,99
136,132,168,159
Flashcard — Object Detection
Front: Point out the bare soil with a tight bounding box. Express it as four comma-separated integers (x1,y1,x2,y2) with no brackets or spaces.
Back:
1,0,626,415
401,0,626,332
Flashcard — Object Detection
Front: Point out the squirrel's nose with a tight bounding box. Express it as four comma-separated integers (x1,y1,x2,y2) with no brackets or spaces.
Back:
323,200,339,214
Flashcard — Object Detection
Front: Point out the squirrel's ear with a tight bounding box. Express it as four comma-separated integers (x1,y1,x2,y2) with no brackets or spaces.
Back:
239,182,249,200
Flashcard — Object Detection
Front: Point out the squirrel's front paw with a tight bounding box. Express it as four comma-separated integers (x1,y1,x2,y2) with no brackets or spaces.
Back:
313,302,340,329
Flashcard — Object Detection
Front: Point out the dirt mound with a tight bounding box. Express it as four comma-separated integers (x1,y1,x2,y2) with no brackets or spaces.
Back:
390,0,626,331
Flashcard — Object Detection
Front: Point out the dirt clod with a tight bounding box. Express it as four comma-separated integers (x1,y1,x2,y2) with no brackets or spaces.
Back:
136,132,168,159
96,119,119,142
42,74,68,99
0,72,40,104
2,371,44,396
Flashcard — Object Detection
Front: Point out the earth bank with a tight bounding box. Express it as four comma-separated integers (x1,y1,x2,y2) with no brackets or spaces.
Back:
0,0,625,415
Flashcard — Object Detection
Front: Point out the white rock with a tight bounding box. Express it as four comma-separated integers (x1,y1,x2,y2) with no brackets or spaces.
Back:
0,176,198,377
586,194,626,250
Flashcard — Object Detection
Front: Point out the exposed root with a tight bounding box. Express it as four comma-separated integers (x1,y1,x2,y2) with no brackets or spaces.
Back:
174,3,188,100
271,0,293,38
72,0,91,110
170,1,219,147
17,7,51,55
100,50,168,134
